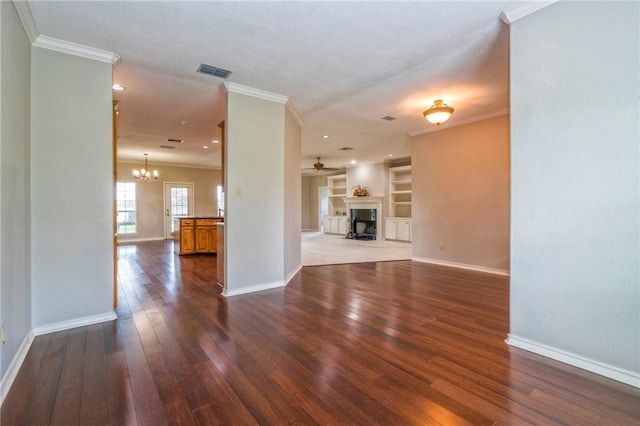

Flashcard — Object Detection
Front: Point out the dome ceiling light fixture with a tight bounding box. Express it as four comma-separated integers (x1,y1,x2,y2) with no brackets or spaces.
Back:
423,99,454,126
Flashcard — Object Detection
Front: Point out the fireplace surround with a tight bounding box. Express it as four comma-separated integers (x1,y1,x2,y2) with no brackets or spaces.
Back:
343,196,384,240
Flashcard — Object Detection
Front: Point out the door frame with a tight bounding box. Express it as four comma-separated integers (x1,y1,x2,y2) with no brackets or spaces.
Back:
318,185,328,231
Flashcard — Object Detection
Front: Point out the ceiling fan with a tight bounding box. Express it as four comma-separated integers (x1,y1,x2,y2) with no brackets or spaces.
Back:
303,157,339,172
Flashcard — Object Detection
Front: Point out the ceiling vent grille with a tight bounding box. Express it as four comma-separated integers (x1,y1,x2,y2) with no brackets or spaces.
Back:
339,147,354,151
160,145,176,149
381,116,396,121
197,63,233,79
167,138,184,143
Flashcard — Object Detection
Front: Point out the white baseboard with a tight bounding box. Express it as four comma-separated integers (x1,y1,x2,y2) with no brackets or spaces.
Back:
411,256,510,276
223,280,286,297
1,330,35,405
1,311,118,406
506,334,640,388
117,237,166,244
285,263,302,285
32,311,117,336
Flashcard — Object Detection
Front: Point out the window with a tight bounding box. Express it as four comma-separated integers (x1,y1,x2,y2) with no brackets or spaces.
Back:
170,187,189,217
116,182,137,234
216,185,224,216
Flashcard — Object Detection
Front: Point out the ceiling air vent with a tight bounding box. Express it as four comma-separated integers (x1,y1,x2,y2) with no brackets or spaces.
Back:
160,145,176,149
167,138,184,144
339,147,354,151
381,116,396,121
197,63,233,79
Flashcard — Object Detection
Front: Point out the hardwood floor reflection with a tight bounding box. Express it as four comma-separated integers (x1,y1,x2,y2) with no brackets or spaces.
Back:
3,240,639,425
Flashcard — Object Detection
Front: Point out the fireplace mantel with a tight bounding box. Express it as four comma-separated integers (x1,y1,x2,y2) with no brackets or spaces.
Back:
343,196,384,204
343,196,384,240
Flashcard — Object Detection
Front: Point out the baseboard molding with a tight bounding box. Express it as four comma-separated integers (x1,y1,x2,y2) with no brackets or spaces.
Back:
117,237,166,244
1,330,35,405
506,335,640,388
223,280,286,297
411,256,510,276
285,263,303,285
1,311,118,407
32,311,118,336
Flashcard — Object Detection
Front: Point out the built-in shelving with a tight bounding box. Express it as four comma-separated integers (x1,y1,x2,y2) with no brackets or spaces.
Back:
388,165,412,218
327,174,347,215
386,165,412,241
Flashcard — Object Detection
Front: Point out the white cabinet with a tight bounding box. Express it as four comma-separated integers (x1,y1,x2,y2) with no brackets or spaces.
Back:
323,215,348,235
385,217,411,241
326,174,347,216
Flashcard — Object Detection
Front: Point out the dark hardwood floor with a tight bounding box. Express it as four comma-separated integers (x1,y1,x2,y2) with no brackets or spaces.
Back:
3,240,639,425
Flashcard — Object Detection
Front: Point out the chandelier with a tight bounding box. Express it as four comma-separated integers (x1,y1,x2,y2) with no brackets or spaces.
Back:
423,99,454,126
132,153,159,182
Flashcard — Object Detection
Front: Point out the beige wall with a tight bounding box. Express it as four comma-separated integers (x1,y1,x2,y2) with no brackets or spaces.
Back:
346,162,385,198
284,107,302,277
411,115,510,272
509,1,639,380
1,0,32,378
116,162,221,241
31,47,114,326
225,88,285,295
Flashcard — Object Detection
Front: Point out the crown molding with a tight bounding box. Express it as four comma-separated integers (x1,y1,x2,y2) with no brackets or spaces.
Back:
33,35,120,64
13,0,39,43
407,108,509,137
286,99,304,128
222,82,289,104
499,1,557,25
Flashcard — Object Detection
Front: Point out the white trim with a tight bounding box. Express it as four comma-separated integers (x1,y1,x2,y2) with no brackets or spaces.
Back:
222,82,289,104
499,1,558,25
408,108,510,137
13,0,39,43
506,335,640,388
117,237,166,244
223,280,286,297
33,35,120,65
32,311,117,336
0,330,35,405
412,256,510,276
286,99,304,127
285,263,303,285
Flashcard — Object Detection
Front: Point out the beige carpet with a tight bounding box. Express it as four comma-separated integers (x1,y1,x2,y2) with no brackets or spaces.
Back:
302,232,411,266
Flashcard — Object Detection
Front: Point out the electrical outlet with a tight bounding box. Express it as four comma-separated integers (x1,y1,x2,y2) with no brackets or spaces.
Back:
439,243,446,251
0,324,6,346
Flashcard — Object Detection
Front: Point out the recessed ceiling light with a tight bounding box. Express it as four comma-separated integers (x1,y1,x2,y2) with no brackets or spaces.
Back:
351,160,357,164
112,84,125,91
322,134,329,139
212,140,220,144
202,146,209,149
388,154,393,157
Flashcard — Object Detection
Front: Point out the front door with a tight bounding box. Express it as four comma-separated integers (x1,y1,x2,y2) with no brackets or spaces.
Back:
164,182,194,239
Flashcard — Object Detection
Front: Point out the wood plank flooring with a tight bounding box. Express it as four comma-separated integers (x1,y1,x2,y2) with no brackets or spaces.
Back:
3,240,639,425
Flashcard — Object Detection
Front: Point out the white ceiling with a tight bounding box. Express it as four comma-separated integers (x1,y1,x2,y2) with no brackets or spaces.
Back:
26,1,520,172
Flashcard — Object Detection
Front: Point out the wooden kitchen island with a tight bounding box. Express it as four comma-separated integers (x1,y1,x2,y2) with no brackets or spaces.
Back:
175,217,223,255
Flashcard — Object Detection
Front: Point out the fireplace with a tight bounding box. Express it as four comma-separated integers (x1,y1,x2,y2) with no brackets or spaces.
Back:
343,196,384,240
350,209,377,240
